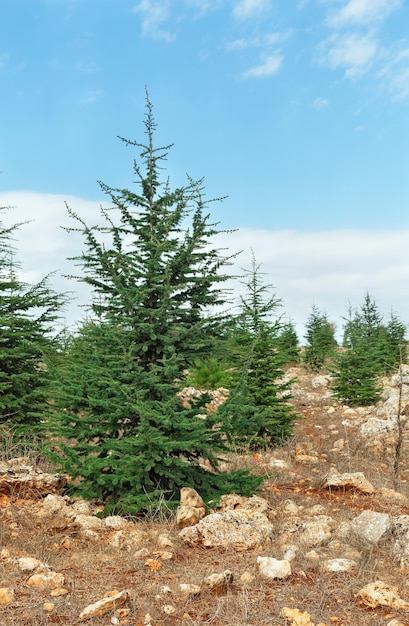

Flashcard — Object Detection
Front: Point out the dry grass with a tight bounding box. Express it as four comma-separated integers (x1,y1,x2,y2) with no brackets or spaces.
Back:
2,369,409,625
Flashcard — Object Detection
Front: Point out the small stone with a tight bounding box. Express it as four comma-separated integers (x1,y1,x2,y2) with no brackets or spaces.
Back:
105,515,128,529
240,571,254,584
144,559,162,571
179,583,201,597
79,590,128,620
43,603,55,612
269,458,288,470
323,558,357,572
27,571,65,590
355,581,409,610
153,550,173,560
280,607,314,625
378,488,407,502
300,516,334,547
202,570,233,594
158,534,173,548
325,467,375,494
17,557,43,572
134,548,150,559
162,604,176,614
50,587,69,597
0,587,14,606
176,488,206,528
283,544,299,562
257,557,291,580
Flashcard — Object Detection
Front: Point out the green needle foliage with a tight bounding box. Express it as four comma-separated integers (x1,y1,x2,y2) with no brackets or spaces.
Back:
0,208,65,437
275,320,300,365
332,293,407,406
48,93,263,513
303,305,337,371
219,254,299,450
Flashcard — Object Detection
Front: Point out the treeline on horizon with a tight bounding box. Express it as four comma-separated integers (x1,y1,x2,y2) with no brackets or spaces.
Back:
0,92,406,515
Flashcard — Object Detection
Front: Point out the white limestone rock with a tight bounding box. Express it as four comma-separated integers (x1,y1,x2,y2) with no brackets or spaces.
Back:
349,510,392,545
257,557,291,580
179,509,273,551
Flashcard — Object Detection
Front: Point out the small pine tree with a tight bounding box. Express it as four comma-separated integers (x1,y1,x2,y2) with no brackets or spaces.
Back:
331,347,381,406
219,254,299,450
0,207,65,437
303,305,337,371
332,294,406,406
48,92,263,513
384,312,407,371
275,320,300,365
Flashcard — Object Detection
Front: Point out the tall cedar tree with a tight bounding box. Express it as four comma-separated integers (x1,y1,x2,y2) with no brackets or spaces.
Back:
303,305,337,371
332,293,406,406
219,254,299,450
48,94,263,513
0,207,65,436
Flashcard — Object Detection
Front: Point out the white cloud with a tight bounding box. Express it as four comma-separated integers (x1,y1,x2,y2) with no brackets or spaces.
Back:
378,46,409,99
232,0,271,21
318,32,378,77
76,61,99,74
133,0,175,42
185,0,225,16
2,192,408,342
326,0,403,29
227,31,290,51
0,191,106,329
243,54,283,78
313,97,330,110
79,89,104,105
224,228,409,341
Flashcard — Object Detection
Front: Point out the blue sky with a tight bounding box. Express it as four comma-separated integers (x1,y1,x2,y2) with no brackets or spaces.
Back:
1,0,409,339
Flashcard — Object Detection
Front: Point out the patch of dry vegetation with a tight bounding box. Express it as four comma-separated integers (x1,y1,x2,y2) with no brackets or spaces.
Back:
2,368,409,625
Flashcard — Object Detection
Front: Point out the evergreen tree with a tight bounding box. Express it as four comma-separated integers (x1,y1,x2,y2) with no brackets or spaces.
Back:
48,93,263,513
342,294,406,376
303,305,337,371
0,208,65,436
331,347,381,406
332,294,406,406
219,255,299,450
385,312,407,369
275,320,300,365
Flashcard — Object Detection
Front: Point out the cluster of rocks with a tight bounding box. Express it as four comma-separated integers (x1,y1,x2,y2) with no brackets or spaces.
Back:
5,473,409,623
2,366,409,623
177,386,229,414
0,457,67,497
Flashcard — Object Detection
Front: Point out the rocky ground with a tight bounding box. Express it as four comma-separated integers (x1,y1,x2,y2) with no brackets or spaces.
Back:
2,366,409,625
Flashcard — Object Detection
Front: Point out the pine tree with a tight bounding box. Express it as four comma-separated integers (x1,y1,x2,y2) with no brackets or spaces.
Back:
384,312,407,371
0,207,65,436
332,294,406,406
48,92,263,513
219,254,299,450
303,305,337,371
331,347,381,406
275,320,300,365
342,294,406,375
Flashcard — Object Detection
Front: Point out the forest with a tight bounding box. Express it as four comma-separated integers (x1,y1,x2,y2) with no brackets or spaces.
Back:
1,94,406,516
